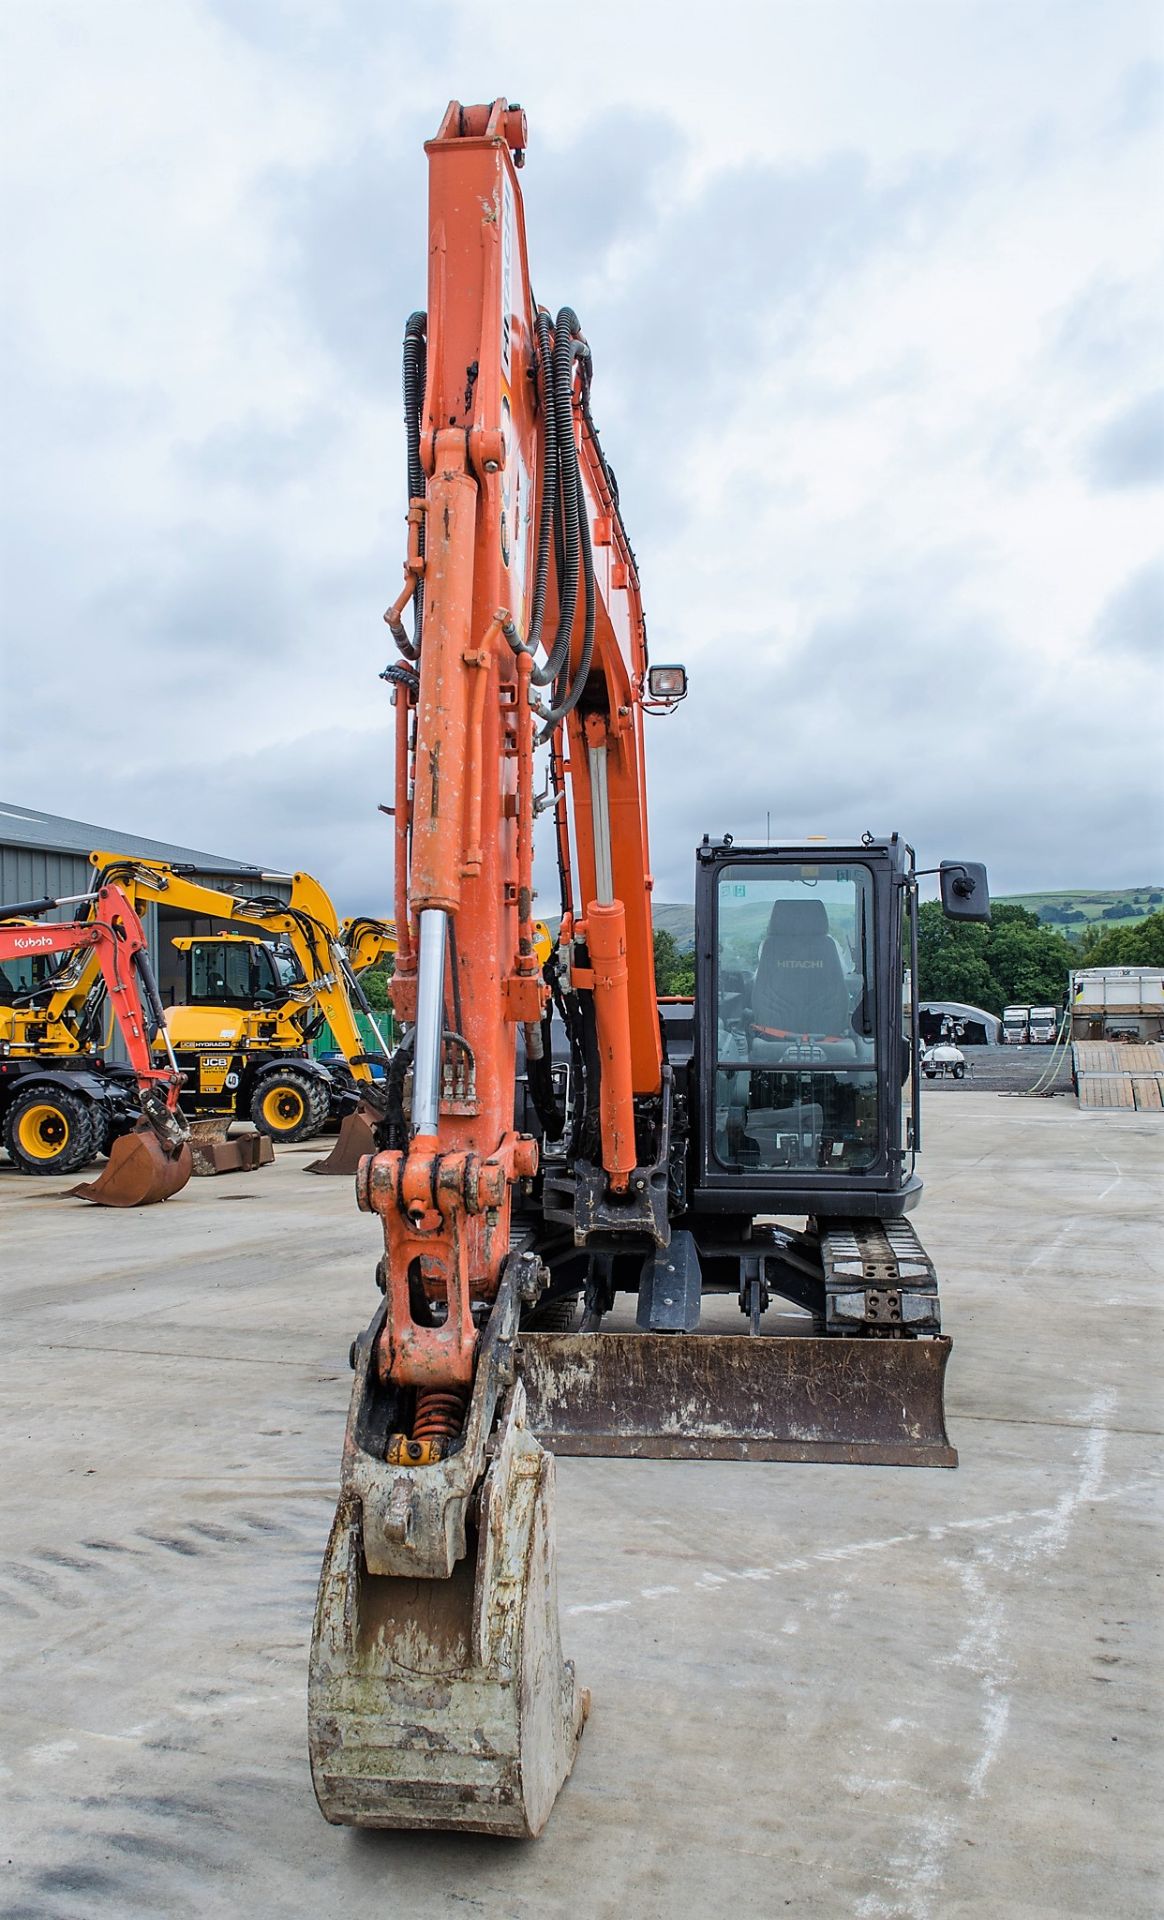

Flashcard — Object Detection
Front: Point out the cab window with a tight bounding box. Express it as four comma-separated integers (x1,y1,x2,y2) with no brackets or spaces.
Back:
714,863,878,1172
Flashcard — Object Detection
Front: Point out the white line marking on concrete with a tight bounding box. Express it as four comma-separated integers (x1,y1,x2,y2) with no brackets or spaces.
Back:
565,1468,1144,1623
1096,1157,1124,1202
835,1395,1124,1920
1015,1389,1115,1565
1022,1216,1080,1272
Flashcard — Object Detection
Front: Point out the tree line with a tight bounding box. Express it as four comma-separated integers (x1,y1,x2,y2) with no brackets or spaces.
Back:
653,907,1164,1014
918,903,1164,1014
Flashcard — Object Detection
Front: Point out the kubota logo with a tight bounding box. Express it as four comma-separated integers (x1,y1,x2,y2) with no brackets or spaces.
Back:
11,934,55,951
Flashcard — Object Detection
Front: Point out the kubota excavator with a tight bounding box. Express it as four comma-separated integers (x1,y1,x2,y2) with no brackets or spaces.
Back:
307,99,991,1838
0,884,190,1204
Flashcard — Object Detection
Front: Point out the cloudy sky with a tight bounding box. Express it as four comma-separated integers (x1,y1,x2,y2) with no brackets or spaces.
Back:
2,0,1161,913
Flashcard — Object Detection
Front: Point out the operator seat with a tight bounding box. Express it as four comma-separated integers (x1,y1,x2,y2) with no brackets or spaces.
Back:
750,898,857,1061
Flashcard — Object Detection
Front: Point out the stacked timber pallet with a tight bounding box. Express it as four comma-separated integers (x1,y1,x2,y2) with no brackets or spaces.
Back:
1072,1042,1164,1111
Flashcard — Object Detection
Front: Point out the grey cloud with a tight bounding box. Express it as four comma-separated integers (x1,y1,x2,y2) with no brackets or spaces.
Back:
1051,274,1160,380
1106,58,1164,138
204,0,420,65
268,110,971,554
634,581,1163,902
26,725,400,916
1092,557,1164,658
517,108,688,300
1082,389,1164,490
264,130,432,387
178,413,338,490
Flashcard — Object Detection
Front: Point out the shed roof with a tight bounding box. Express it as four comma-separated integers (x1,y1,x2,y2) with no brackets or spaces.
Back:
0,802,273,877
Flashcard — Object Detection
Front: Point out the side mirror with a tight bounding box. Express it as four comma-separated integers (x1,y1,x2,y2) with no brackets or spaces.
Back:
940,860,991,923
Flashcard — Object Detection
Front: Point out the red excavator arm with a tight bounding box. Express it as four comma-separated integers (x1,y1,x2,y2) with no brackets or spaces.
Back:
366,97,676,1389
0,885,191,1203
311,95,687,1841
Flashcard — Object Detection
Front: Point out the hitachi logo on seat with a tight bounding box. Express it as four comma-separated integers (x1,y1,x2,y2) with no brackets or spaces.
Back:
775,957,824,969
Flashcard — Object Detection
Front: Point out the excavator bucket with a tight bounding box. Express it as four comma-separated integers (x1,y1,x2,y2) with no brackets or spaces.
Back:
517,1331,957,1468
309,1260,588,1836
186,1119,274,1177
305,1107,378,1176
66,1123,193,1208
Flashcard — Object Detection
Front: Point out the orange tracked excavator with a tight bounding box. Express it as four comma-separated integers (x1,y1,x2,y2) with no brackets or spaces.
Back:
0,885,191,1204
308,99,991,1837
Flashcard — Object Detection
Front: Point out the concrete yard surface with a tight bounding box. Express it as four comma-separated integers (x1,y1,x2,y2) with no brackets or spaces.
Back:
1,1096,1160,1919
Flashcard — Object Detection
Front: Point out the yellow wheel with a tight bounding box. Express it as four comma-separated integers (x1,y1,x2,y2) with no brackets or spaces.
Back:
262,1085,305,1131
18,1102,69,1160
250,1068,331,1143
5,1084,102,1175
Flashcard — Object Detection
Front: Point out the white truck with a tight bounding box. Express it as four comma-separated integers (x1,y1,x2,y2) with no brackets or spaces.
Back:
1027,1006,1059,1044
1070,969,1164,1044
1001,1005,1030,1045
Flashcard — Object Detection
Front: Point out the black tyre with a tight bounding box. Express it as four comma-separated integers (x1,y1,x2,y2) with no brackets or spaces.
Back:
250,1068,331,1143
4,1084,103,1176
952,1063,966,1080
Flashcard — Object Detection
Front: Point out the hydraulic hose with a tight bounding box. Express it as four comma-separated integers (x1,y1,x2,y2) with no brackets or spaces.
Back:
534,481,595,740
525,308,557,661
499,307,599,734
400,311,427,658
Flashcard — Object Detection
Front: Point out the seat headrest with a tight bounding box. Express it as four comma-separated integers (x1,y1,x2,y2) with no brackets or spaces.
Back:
767,898,829,938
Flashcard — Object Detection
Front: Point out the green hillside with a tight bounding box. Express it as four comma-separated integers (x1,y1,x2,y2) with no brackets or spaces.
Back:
992,887,1163,933
648,888,1163,953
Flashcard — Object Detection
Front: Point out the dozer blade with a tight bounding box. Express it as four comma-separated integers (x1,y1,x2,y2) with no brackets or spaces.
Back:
309,1256,587,1836
517,1331,957,1468
305,1108,377,1176
66,1126,193,1208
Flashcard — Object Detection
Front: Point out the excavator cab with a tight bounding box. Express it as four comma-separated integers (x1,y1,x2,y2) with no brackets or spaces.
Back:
693,836,917,1212
179,934,301,1010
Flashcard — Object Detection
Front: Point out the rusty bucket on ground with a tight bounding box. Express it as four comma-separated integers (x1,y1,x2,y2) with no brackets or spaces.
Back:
66,1123,193,1207
305,1106,379,1175
186,1119,275,1177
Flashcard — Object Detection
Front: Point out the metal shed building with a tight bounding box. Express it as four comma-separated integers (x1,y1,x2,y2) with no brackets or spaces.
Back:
0,802,290,1008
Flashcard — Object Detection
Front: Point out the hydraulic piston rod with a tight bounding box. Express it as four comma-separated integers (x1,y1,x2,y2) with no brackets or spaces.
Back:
412,907,448,1137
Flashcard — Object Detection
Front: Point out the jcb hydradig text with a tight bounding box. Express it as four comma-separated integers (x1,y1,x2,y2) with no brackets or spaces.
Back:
0,886,191,1205
309,98,991,1838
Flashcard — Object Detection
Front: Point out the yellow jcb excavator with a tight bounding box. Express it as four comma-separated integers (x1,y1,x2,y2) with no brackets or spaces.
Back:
89,855,397,1172
0,856,396,1176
